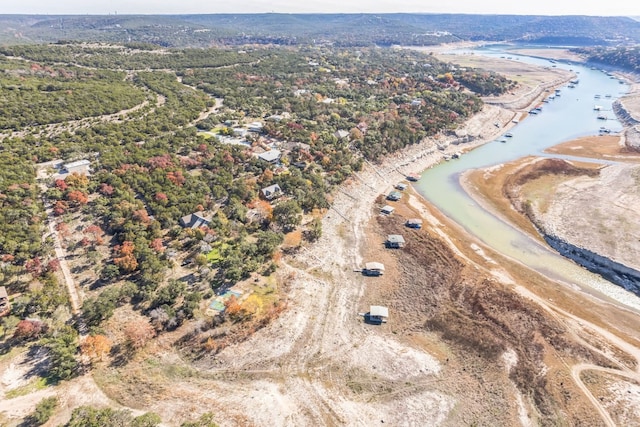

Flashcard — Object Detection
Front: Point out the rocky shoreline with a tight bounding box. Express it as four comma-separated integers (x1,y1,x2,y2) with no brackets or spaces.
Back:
543,233,640,296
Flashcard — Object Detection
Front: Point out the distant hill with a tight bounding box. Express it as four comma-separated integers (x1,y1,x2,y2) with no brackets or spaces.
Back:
1,13,639,47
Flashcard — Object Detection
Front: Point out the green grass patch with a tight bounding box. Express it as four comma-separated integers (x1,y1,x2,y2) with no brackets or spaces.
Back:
206,243,229,263
4,376,49,399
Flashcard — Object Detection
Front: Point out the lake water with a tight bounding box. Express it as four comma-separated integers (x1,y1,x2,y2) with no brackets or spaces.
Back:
414,46,640,312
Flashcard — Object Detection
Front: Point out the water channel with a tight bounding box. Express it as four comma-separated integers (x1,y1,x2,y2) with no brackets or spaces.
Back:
414,46,640,312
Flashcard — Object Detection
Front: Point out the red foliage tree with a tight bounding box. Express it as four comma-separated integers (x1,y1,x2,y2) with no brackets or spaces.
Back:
98,183,114,196
132,209,151,224
84,224,105,246
13,319,46,340
147,154,174,170
166,170,186,186
149,238,164,253
46,259,61,273
24,257,43,277
53,200,68,216
154,192,168,204
54,179,68,191
67,190,88,205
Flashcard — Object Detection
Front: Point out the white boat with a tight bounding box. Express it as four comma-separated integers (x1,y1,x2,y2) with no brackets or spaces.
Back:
593,105,603,111
505,133,513,138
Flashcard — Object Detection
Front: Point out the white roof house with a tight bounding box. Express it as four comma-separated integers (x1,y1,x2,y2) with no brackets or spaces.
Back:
260,183,282,200
257,149,282,164
334,130,349,139
63,159,91,175
248,122,264,133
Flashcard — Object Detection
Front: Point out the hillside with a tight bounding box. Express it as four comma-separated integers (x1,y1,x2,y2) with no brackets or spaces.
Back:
1,13,640,47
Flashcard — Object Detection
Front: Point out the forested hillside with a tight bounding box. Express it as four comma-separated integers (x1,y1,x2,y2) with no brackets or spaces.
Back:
574,46,640,73
1,13,639,47
0,43,513,382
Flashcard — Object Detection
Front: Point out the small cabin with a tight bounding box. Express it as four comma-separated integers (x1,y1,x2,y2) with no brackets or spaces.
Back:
363,262,385,276
386,234,405,249
367,305,389,324
386,191,402,201
405,218,423,229
380,205,395,215
395,183,408,191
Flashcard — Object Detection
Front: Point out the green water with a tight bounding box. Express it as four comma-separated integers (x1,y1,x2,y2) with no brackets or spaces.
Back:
415,47,640,312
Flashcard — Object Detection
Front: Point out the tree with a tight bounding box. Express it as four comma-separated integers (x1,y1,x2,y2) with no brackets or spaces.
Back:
305,217,322,242
224,295,245,321
13,319,46,340
272,200,302,231
46,325,79,381
81,335,112,362
113,241,138,273
124,319,155,350
132,412,163,427
149,238,164,253
67,190,89,206
84,224,105,246
181,412,219,427
30,396,58,426
64,172,89,189
65,406,134,427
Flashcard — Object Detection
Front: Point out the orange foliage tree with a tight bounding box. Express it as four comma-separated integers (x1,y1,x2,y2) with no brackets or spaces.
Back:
64,172,89,189
81,335,112,362
113,241,138,273
67,190,88,206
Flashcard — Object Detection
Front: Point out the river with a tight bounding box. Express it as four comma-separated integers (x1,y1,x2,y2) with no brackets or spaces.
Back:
414,46,640,312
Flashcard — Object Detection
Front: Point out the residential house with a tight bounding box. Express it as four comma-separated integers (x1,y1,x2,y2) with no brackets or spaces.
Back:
0,286,9,317
233,128,248,137
63,159,91,175
257,149,282,164
180,211,211,229
334,130,349,140
248,122,264,133
261,183,282,201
